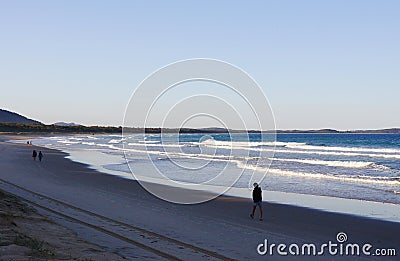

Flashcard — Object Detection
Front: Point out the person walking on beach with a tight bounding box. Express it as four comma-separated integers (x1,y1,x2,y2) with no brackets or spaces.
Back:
250,183,263,221
32,150,37,161
38,151,43,162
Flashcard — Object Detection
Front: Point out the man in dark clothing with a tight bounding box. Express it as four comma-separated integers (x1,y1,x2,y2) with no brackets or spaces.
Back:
38,151,43,162
32,150,37,161
250,183,263,221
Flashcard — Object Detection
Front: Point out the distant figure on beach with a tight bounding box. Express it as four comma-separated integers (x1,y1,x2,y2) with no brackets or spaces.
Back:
32,150,37,161
250,183,263,221
38,151,43,162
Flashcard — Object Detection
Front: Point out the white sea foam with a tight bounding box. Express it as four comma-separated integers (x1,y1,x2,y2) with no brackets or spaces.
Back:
81,141,96,146
272,158,376,169
37,136,400,187
202,139,400,154
92,140,395,172
97,143,117,148
199,140,400,159
86,136,99,139
138,140,160,144
201,142,400,159
108,139,122,144
68,137,83,141
236,162,400,186
285,143,400,154
121,145,396,174
199,139,306,148
50,137,400,169
272,147,400,159
127,142,183,148
57,140,80,144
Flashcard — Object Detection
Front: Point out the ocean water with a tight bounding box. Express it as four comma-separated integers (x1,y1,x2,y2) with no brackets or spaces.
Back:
29,133,400,205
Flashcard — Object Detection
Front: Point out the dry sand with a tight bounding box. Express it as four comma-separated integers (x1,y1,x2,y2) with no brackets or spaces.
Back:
0,189,124,260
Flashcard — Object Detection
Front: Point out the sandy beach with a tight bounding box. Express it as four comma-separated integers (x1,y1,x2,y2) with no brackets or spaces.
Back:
0,136,399,260
2,0,400,259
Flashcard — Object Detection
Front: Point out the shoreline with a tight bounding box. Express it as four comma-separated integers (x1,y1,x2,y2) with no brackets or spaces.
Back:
66,146,400,223
9,134,400,223
1,135,399,259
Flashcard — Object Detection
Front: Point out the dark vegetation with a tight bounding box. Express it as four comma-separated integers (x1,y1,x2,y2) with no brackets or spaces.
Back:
0,123,399,134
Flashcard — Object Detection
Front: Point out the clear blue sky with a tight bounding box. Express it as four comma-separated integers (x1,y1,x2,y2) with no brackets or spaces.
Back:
1,0,399,130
